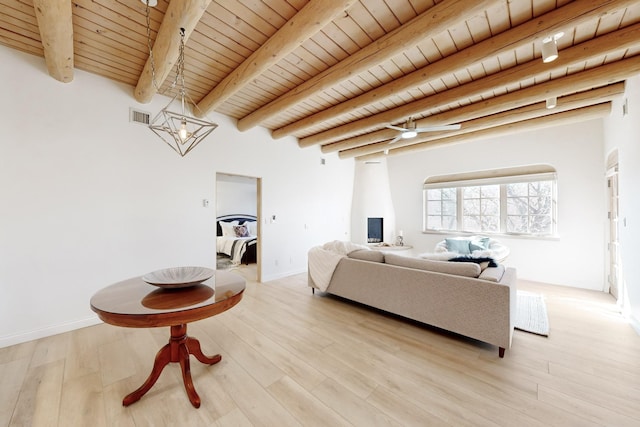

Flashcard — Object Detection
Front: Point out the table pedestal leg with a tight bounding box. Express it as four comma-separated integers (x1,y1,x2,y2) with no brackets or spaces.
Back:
123,324,221,408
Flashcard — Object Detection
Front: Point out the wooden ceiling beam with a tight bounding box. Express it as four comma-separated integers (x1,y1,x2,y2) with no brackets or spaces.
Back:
338,83,624,158
275,0,637,139
134,0,211,104
323,129,400,152
235,0,499,131
299,22,640,147
327,81,625,154
356,103,612,161
32,0,74,83
195,0,354,117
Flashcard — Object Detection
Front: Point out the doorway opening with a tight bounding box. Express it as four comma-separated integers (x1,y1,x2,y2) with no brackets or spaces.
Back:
215,173,262,282
606,150,620,302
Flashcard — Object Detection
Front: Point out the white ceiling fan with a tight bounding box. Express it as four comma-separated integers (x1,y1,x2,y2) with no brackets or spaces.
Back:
385,117,461,144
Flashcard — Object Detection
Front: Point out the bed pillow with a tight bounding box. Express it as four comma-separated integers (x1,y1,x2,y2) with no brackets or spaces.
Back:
233,225,250,237
220,221,238,237
244,221,258,236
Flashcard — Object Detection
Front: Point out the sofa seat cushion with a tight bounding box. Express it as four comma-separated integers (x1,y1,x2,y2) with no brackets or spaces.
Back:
478,265,505,282
384,253,481,278
348,249,385,263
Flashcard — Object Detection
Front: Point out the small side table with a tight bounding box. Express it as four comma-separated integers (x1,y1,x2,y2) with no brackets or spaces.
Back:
368,243,413,252
90,270,245,408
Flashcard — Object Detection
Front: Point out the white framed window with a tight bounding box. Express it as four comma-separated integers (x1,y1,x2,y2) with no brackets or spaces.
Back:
425,187,457,230
423,165,557,237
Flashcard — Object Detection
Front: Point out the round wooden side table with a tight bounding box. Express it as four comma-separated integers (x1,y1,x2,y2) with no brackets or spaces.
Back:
90,269,245,408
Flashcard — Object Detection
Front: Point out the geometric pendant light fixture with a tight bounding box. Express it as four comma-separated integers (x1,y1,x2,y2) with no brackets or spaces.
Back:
144,1,217,157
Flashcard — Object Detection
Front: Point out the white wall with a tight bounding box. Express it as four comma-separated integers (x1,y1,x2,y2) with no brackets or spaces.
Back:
216,175,257,217
351,159,396,244
386,119,607,290
0,45,354,347
603,75,640,332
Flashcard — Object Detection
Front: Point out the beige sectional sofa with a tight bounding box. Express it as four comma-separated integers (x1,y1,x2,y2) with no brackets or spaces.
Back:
308,250,517,357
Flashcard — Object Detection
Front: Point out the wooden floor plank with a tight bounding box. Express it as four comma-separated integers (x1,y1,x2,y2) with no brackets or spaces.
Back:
2,358,47,427
366,384,470,427
537,384,639,427
58,372,106,427
267,376,350,427
209,357,302,426
198,318,287,389
210,313,327,391
311,377,403,427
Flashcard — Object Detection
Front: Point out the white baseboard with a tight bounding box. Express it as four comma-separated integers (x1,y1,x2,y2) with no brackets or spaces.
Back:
0,315,102,349
261,268,307,283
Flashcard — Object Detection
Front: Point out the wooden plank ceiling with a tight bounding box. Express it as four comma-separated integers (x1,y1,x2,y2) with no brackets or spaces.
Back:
1,0,639,160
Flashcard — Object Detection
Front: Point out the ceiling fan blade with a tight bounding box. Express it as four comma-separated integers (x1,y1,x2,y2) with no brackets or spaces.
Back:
387,136,402,144
414,124,462,132
385,125,407,132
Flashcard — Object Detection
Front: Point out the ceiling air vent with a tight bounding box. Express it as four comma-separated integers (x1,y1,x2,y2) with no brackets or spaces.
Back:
129,108,150,125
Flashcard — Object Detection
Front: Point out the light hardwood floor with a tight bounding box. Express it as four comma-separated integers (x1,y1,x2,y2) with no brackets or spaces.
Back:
2,267,639,427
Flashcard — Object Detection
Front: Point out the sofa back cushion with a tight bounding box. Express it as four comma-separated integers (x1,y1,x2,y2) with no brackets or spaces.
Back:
348,249,385,263
384,253,481,277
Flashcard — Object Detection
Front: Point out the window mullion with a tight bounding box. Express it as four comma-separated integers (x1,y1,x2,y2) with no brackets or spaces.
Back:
500,185,507,233
457,187,463,231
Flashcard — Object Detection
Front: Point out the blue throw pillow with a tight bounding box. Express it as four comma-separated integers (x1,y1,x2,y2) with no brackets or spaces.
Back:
469,236,490,252
445,238,471,254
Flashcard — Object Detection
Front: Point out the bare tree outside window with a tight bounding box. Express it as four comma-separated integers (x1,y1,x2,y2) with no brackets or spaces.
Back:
426,188,457,231
462,185,500,232
506,181,553,234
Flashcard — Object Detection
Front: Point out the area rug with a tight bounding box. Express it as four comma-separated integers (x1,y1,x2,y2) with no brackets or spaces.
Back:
216,255,234,270
515,291,549,336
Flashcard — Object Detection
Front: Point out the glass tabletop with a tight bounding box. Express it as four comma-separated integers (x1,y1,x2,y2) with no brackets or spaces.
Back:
90,269,245,327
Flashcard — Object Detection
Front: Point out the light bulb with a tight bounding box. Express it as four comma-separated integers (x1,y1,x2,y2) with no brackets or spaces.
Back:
179,120,188,142
401,130,417,139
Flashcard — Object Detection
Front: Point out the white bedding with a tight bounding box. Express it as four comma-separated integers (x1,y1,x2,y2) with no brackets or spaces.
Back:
217,235,256,265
